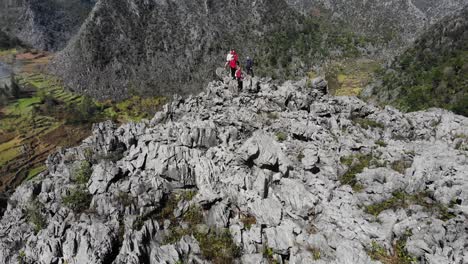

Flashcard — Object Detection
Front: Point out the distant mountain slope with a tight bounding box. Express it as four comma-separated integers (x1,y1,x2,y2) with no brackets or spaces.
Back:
365,6,468,116
286,0,468,53
51,0,373,100
0,0,96,51
0,30,20,50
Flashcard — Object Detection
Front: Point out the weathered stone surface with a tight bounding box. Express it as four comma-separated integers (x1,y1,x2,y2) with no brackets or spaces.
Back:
0,77,467,263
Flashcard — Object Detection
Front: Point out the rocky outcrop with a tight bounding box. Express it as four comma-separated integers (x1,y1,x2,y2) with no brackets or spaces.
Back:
0,76,467,263
0,0,96,51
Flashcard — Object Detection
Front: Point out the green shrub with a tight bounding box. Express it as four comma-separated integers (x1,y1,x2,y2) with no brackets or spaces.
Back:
276,132,287,142
194,229,241,264
72,161,92,185
25,200,46,234
62,187,92,213
340,154,372,191
364,191,456,220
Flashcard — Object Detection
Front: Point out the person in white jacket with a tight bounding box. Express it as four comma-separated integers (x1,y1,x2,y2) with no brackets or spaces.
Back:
225,50,233,69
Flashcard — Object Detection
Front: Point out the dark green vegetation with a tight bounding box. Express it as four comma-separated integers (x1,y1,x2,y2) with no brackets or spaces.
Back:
275,131,287,142
255,12,375,80
25,199,46,234
370,6,468,116
62,160,93,213
340,154,373,191
365,191,456,221
0,30,20,50
62,186,93,213
368,233,416,264
151,190,241,263
339,153,412,192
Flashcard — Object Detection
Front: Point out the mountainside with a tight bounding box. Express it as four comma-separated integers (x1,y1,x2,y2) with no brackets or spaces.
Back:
51,0,375,101
0,76,467,263
0,0,96,51
364,6,468,116
286,0,468,52
0,30,20,50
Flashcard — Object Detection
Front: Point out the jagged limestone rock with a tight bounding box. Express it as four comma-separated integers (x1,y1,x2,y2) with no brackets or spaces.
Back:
0,77,467,263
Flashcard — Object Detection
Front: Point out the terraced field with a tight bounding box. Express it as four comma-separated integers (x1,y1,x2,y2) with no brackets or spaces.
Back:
0,50,166,193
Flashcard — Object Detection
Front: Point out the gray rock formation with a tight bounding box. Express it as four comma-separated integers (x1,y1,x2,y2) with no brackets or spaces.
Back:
0,76,467,263
0,0,96,51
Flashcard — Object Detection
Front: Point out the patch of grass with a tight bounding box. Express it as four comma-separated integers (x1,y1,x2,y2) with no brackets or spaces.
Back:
307,247,321,260
0,137,21,167
368,235,416,264
340,153,372,191
275,131,287,142
62,187,92,213
194,229,241,264
267,112,279,120
297,151,305,162
0,48,17,57
26,165,46,181
17,250,26,264
352,117,385,129
375,140,387,147
104,96,167,122
263,247,279,264
25,200,46,234
240,213,257,229
390,159,412,174
364,191,456,221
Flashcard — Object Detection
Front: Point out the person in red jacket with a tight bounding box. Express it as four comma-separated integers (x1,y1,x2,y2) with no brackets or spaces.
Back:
229,51,237,79
232,50,239,66
235,66,244,92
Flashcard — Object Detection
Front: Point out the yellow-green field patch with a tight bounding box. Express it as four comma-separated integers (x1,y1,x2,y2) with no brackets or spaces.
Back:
26,165,47,181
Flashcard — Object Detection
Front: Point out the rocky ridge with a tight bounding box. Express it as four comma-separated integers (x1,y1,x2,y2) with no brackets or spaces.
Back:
0,75,467,263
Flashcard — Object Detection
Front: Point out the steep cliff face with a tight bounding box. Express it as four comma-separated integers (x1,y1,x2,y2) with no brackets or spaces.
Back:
285,0,468,51
51,0,375,100
0,77,467,263
0,0,96,51
364,6,468,116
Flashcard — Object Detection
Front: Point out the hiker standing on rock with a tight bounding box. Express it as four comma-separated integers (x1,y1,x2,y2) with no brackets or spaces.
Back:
246,56,254,77
225,50,233,69
236,66,244,92
229,50,237,79
232,49,239,65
